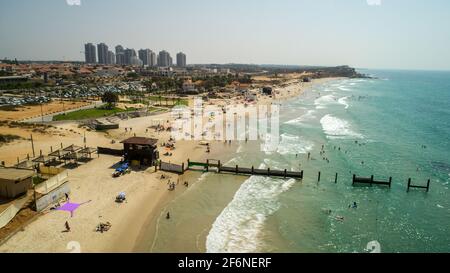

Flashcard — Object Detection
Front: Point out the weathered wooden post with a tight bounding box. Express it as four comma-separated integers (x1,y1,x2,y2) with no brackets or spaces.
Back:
318,171,321,182
335,173,338,183
187,159,190,170
352,174,356,185
236,165,239,174
284,169,287,179
251,166,254,175
27,154,30,161
300,170,304,179
181,162,185,174
426,179,431,192
206,159,209,172
50,146,53,152
389,177,392,188
268,168,271,176
307,152,311,160
370,175,374,186
407,178,411,192
30,134,36,158
218,160,221,173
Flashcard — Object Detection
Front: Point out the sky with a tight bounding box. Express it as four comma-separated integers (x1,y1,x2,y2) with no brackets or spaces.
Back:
1,0,450,70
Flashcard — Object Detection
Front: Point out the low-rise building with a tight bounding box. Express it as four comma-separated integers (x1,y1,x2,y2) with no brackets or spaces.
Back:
0,168,35,199
121,137,159,166
182,80,197,93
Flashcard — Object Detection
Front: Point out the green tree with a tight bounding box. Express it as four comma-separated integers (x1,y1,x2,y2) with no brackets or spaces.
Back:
127,72,139,79
101,91,119,109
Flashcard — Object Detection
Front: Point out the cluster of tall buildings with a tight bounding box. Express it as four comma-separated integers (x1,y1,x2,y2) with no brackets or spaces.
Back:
84,43,187,68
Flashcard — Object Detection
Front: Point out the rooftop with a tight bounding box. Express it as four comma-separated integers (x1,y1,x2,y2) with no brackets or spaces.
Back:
0,168,35,181
120,137,158,146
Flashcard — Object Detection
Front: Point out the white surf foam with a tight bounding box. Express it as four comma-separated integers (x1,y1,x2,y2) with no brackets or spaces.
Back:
320,114,363,139
314,95,338,109
338,86,351,91
262,133,314,155
285,110,316,125
338,96,350,109
206,175,296,253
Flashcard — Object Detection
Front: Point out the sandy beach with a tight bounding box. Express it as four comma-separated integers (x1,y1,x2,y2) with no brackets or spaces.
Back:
0,77,337,253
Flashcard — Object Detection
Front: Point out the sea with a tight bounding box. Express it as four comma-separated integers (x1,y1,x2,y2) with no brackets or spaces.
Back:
149,69,450,253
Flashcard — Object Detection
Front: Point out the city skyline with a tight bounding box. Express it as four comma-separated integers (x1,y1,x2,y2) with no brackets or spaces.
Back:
1,0,450,70
83,42,185,67
83,42,188,67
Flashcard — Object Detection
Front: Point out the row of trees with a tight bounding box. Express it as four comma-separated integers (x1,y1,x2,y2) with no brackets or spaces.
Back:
141,74,253,93
143,77,184,92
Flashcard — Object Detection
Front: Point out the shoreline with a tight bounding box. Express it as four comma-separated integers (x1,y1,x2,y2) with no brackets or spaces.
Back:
0,76,341,253
128,77,342,253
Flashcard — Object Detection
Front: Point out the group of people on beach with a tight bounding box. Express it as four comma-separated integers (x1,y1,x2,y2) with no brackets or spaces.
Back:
165,180,190,220
168,180,176,191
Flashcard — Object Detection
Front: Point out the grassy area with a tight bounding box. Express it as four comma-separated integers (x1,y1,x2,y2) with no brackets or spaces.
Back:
53,107,127,121
145,96,189,106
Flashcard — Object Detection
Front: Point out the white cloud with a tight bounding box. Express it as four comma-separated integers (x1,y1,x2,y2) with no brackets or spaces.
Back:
66,0,81,6
367,0,382,6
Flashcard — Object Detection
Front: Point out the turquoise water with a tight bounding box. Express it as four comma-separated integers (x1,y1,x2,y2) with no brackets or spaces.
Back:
154,70,450,253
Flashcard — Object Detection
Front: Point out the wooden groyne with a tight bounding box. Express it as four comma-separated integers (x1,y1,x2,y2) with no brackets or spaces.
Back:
187,159,304,179
352,174,392,188
156,159,431,193
407,178,430,192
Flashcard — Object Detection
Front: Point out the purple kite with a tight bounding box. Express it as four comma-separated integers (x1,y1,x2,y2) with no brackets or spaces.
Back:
57,200,91,217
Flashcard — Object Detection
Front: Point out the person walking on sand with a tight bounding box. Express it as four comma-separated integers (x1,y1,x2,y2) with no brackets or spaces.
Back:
65,221,71,232
166,212,170,220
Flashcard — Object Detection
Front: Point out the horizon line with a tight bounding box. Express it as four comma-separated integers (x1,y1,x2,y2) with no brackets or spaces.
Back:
2,58,450,72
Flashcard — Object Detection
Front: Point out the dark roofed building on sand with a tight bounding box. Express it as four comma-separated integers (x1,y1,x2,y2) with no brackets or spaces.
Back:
120,137,159,166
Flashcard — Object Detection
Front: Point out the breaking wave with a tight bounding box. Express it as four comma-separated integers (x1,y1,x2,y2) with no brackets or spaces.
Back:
338,96,350,109
320,114,363,138
262,133,314,155
314,94,338,109
206,174,296,253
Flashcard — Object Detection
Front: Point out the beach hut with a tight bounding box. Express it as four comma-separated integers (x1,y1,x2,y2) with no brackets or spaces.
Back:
120,137,159,166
